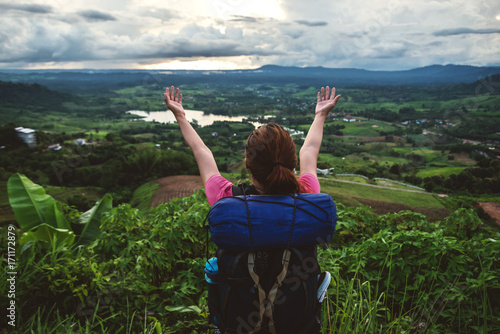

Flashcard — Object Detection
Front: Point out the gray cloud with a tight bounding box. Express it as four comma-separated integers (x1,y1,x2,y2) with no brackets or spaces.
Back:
0,16,280,64
77,10,117,22
0,0,499,70
434,28,500,36
294,20,327,27
0,21,98,63
230,15,259,23
138,8,178,22
0,3,52,14
370,46,409,59
141,40,277,59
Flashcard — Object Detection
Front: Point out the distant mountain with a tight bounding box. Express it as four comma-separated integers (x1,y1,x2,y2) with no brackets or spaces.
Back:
254,64,500,85
0,64,499,92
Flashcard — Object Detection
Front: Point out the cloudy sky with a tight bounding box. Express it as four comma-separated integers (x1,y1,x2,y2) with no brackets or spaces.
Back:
1,0,499,70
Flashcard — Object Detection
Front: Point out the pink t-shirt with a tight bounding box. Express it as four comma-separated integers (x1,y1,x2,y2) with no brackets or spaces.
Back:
205,173,321,206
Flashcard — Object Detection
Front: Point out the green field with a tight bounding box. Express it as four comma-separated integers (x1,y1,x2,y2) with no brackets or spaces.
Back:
321,179,446,210
130,181,160,211
2,79,499,225
417,166,467,178
2,72,500,333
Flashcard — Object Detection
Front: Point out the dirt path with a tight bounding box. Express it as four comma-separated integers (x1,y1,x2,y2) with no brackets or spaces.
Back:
478,202,500,224
151,175,203,207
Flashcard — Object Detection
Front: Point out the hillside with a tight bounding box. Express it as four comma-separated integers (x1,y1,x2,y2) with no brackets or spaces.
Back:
2,180,499,333
131,175,454,222
0,80,79,109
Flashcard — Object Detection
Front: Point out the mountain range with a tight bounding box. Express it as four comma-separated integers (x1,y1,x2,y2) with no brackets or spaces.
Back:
0,64,499,92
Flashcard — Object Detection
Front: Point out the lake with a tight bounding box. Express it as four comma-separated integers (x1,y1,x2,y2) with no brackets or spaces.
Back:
126,110,270,127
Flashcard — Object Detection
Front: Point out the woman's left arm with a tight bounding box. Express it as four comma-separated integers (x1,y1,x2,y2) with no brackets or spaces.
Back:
164,86,219,186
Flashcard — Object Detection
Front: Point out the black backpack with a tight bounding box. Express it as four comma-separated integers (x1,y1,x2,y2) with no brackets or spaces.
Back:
205,184,331,334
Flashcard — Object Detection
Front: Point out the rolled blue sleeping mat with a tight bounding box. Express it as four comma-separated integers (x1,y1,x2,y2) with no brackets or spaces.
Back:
208,193,337,251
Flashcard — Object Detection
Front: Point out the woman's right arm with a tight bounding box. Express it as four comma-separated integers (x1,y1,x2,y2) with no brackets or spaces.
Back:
164,86,219,186
299,86,341,177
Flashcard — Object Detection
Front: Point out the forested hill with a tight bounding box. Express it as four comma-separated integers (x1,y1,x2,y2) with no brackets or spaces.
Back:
0,81,79,110
1,64,500,92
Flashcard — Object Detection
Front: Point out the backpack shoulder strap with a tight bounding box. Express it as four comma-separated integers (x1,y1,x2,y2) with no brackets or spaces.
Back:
247,249,292,334
232,183,260,196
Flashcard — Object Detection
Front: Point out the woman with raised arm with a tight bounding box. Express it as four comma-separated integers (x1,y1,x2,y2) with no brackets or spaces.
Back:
164,85,341,204
165,85,340,333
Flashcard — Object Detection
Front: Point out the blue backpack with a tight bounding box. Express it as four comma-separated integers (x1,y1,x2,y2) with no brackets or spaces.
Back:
205,184,337,333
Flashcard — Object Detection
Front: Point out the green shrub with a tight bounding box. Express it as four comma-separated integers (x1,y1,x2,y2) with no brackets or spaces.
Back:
321,207,500,333
2,189,211,333
2,187,499,333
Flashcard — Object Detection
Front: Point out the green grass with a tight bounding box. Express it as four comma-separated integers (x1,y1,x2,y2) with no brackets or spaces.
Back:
417,166,466,178
438,94,496,110
321,255,412,333
128,142,157,149
392,147,448,162
475,194,500,202
342,121,396,137
371,155,409,164
320,179,444,209
295,119,399,138
85,130,110,140
317,154,373,174
405,135,428,143
130,181,160,211
342,124,380,137
290,87,317,98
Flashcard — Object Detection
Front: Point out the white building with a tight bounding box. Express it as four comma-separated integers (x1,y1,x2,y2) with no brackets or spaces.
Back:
15,127,36,148
48,144,62,151
74,138,86,146
317,168,335,175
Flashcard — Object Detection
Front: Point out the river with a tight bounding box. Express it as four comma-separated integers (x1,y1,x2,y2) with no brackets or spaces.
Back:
126,110,271,127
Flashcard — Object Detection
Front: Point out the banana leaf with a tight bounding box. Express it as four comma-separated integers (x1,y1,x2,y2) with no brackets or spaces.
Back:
75,193,112,246
45,202,71,230
7,173,56,231
20,223,75,248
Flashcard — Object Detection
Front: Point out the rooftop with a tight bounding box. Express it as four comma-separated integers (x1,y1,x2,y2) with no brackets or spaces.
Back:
15,127,35,134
